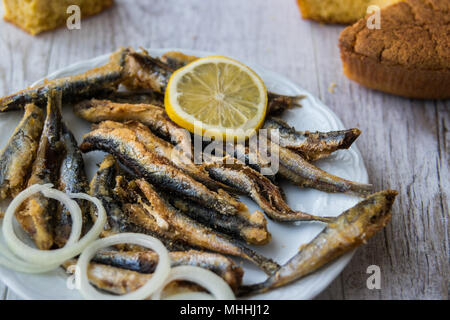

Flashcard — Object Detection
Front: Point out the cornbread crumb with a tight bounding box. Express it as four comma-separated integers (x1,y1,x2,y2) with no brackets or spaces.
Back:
297,0,401,24
339,0,450,99
3,0,114,35
328,83,337,93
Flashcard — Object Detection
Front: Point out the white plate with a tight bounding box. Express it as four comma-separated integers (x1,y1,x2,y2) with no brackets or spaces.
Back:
0,48,369,300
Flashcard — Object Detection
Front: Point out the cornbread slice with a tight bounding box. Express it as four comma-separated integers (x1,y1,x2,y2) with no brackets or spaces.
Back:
3,0,114,35
297,0,401,24
339,0,450,99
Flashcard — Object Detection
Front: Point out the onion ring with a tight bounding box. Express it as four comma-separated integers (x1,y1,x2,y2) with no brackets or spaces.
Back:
152,266,235,300
76,233,171,300
0,184,106,272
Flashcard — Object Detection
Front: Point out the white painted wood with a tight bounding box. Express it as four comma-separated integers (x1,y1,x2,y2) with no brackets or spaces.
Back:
0,0,447,300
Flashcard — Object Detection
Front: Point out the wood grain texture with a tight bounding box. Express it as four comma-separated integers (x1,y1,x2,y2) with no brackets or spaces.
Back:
0,0,448,300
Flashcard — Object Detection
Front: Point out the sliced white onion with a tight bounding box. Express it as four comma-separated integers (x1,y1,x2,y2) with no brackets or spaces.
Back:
1,184,82,265
76,233,171,300
0,184,106,272
152,266,235,300
164,292,215,300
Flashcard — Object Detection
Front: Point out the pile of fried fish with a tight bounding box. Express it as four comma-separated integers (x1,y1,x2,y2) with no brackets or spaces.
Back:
0,48,397,297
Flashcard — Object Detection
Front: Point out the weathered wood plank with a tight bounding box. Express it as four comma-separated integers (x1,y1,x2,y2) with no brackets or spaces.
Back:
0,0,447,300
311,22,449,299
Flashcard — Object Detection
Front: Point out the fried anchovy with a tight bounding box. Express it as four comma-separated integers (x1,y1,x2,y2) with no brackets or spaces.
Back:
160,51,199,69
204,158,333,223
239,190,398,296
93,249,244,291
133,179,279,274
80,124,248,216
89,155,189,251
159,50,304,115
63,259,209,296
54,123,90,248
168,196,270,245
15,90,65,249
224,142,277,182
263,117,361,161
0,48,130,112
271,143,373,196
98,91,164,106
97,120,233,193
123,48,174,93
0,104,44,200
74,99,192,156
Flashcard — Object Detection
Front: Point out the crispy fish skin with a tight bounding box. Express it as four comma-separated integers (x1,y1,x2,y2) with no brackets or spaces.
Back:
99,120,233,193
270,142,373,196
74,99,192,154
168,196,270,245
123,49,174,93
160,51,199,69
134,179,279,274
239,190,398,296
54,123,90,248
93,250,244,291
80,124,247,216
264,117,361,161
204,158,333,223
16,90,65,250
89,155,188,251
0,48,129,112
0,48,130,113
224,143,277,182
0,104,44,199
63,259,207,296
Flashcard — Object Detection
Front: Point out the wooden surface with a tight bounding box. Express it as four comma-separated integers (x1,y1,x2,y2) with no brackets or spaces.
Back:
0,0,448,300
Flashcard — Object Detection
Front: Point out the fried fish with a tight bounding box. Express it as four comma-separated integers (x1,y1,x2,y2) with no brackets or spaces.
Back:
264,117,361,161
54,123,91,247
96,120,233,193
92,249,244,291
272,143,373,196
0,103,44,200
89,155,189,251
168,196,270,245
64,259,219,296
204,157,333,223
159,50,304,115
133,179,278,274
74,99,192,156
16,90,65,249
80,124,249,217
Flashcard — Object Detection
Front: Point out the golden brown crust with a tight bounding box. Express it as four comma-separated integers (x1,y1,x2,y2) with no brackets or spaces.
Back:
339,0,450,99
3,0,114,35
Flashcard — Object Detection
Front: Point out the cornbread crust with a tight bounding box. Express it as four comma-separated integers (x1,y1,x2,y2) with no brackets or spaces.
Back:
339,0,450,99
297,0,401,24
3,0,114,35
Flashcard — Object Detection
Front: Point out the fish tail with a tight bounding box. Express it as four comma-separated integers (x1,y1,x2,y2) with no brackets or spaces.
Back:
341,128,362,149
239,244,280,275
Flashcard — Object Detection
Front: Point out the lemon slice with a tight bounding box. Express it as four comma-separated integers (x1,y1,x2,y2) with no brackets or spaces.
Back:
165,56,268,141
